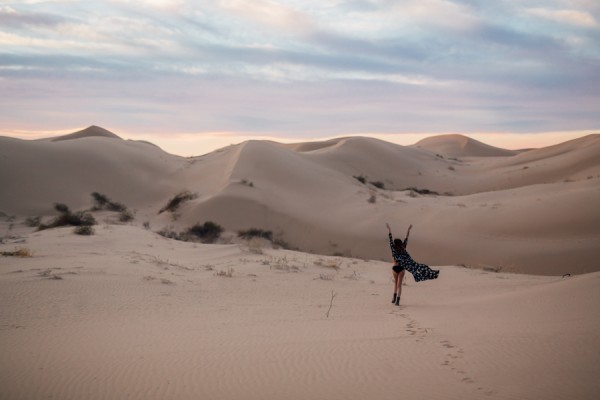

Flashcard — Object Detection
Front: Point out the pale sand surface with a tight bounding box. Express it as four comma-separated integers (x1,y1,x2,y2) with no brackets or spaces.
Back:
1,130,599,275
1,225,599,400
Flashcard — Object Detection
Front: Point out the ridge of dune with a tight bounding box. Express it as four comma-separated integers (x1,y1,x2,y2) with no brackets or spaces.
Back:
1,130,599,275
50,125,122,142
414,133,517,157
285,137,345,152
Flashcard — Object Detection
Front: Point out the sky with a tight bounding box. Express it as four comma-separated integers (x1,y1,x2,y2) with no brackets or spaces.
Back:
0,0,599,155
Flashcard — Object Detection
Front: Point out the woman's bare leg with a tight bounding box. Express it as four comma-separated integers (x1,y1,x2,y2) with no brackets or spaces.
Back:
396,271,405,302
392,271,399,302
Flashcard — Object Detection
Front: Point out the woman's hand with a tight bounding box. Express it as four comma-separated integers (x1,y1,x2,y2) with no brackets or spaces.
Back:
386,223,391,233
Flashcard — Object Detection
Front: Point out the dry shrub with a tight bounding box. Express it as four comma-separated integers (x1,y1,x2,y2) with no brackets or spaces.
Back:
186,221,223,243
319,272,334,281
215,268,234,277
246,237,264,254
314,258,341,271
1,247,33,257
74,226,94,235
159,191,197,214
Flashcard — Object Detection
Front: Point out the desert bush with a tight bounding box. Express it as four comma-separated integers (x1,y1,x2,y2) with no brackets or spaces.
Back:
107,201,127,212
25,216,41,227
157,228,181,240
159,191,197,214
39,203,96,230
91,192,128,212
402,187,440,196
370,181,385,189
54,203,70,214
353,175,367,184
241,179,254,187
238,228,273,241
91,192,109,209
74,225,94,235
272,235,292,250
186,221,223,243
119,210,134,222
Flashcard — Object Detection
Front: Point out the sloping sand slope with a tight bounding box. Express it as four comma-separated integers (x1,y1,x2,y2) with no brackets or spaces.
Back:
0,129,598,274
0,225,598,400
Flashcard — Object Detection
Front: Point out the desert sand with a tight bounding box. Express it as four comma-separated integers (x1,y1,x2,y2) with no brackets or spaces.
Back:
1,225,599,400
1,127,599,399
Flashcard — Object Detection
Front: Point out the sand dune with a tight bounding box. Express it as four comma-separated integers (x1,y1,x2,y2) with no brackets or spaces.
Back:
1,128,599,274
0,225,598,400
1,127,599,400
413,134,518,157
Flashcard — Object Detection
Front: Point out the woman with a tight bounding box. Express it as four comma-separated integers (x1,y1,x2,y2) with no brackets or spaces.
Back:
386,223,439,306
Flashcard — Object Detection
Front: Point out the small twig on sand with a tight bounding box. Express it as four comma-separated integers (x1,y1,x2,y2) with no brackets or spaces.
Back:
326,290,337,318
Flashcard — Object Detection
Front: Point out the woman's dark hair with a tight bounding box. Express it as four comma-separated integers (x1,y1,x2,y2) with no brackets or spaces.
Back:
393,238,404,248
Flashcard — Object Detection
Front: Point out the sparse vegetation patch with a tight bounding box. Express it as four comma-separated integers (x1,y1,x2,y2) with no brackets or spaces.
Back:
238,228,273,241
215,268,234,277
25,216,41,227
91,192,127,212
159,191,197,214
402,187,441,196
1,247,32,257
353,175,367,184
370,180,385,189
38,203,96,231
186,221,223,243
74,225,94,235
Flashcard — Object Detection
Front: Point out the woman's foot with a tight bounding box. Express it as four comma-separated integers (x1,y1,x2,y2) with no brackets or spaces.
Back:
395,296,400,306
391,293,397,303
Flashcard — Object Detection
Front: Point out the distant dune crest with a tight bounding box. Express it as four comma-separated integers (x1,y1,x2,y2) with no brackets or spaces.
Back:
414,134,517,157
50,125,122,142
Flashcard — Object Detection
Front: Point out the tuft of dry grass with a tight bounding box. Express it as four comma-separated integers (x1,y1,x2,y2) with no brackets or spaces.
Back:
38,269,62,280
314,258,342,271
343,271,360,280
267,256,299,272
319,272,334,281
215,268,234,278
2,247,33,257
246,237,264,254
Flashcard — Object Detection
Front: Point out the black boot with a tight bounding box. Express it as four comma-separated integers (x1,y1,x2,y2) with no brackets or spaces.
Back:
391,293,397,304
395,296,400,306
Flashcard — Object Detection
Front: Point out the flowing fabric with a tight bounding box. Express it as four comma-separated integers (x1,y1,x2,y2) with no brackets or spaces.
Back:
389,233,439,282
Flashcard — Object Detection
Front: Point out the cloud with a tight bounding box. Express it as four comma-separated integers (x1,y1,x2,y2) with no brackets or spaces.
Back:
526,7,598,27
218,0,313,34
0,0,598,139
0,6,69,27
